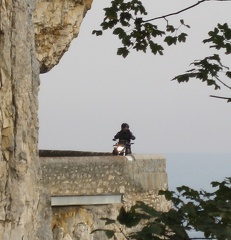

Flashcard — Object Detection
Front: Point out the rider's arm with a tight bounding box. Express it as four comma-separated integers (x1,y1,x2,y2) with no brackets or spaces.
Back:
130,132,136,140
113,132,120,140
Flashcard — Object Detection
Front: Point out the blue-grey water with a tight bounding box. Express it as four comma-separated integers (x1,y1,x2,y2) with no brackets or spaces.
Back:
166,153,231,191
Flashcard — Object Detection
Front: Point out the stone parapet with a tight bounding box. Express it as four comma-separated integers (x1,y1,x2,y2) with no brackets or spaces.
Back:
40,154,168,197
40,153,171,240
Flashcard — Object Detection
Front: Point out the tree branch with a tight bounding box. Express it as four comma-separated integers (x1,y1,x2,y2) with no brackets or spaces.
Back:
114,224,129,240
142,0,208,23
210,95,231,100
215,76,231,89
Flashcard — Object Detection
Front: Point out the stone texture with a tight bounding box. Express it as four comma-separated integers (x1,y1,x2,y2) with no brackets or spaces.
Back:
41,154,171,240
40,155,168,198
34,0,93,73
0,0,53,239
52,206,121,240
0,0,93,238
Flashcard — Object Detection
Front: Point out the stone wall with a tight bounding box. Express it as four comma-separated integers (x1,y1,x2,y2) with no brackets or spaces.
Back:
40,154,171,240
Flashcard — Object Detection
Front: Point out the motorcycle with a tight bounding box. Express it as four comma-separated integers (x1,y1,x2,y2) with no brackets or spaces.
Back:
112,140,134,156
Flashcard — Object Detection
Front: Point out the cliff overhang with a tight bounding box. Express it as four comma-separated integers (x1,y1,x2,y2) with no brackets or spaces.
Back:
34,0,93,73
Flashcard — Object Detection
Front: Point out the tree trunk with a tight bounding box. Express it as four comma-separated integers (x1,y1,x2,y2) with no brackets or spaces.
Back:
0,0,52,239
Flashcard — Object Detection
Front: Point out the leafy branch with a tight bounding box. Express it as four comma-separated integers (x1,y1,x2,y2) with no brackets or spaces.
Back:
92,0,226,57
92,0,193,57
93,0,231,101
91,178,231,240
173,23,231,102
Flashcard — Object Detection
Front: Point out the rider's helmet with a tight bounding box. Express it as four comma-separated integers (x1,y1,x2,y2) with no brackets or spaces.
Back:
121,123,129,130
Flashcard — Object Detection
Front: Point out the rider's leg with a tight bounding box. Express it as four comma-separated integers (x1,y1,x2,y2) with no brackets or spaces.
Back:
126,146,131,155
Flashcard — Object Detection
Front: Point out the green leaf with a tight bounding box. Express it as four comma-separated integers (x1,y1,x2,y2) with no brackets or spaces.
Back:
122,36,132,46
134,17,143,25
149,41,164,55
159,190,173,200
174,74,189,83
164,36,177,46
120,12,131,21
105,230,115,238
141,223,164,236
113,27,127,39
224,28,231,40
117,206,141,228
225,43,231,54
113,27,123,35
117,47,129,58
226,71,231,78
166,24,175,33
180,19,184,25
91,229,115,238
178,33,187,43
92,30,103,36
104,7,117,20
207,79,216,86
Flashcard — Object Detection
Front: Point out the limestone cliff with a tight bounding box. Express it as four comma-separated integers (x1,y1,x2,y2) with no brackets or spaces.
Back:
0,0,52,239
0,0,92,239
34,0,93,73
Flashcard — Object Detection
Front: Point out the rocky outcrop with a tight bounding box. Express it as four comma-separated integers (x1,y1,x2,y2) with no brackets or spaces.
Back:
0,0,93,239
34,0,93,73
0,0,52,239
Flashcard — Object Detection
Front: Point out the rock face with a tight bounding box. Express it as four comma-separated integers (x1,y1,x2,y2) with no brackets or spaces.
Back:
0,0,92,239
34,0,93,73
0,0,52,239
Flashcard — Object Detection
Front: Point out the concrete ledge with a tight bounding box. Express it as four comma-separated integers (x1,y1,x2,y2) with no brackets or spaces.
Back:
40,152,168,196
130,154,165,161
39,149,112,157
51,194,122,206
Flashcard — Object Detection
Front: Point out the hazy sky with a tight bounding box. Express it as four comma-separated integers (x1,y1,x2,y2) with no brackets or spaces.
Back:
38,0,231,155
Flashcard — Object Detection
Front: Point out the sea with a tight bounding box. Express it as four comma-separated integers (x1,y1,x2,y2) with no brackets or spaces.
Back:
165,153,231,191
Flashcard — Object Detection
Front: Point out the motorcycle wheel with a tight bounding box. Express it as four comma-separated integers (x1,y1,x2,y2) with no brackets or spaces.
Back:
112,149,118,155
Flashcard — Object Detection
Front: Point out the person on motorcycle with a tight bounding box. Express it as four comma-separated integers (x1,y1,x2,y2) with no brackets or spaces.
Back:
113,123,136,154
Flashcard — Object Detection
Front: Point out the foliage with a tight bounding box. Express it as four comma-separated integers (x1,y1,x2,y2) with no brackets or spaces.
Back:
93,0,231,101
91,2,231,238
172,23,231,102
91,178,231,240
92,0,189,57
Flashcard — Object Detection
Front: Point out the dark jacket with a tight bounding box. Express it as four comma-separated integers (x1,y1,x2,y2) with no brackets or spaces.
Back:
114,130,136,143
